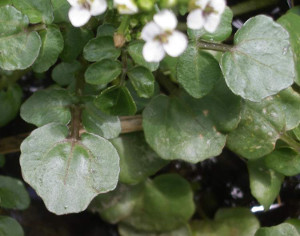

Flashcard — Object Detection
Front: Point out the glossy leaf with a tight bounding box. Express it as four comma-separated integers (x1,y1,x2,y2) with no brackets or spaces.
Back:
188,7,233,42
227,97,285,159
20,123,120,215
33,25,64,73
0,175,30,210
265,148,300,176
12,0,54,24
278,11,300,85
0,216,24,236
82,101,121,139
94,85,137,116
255,223,299,236
51,0,70,23
0,6,41,70
143,95,226,163
127,66,155,98
248,159,284,210
20,88,74,127
122,174,195,232
111,132,168,185
83,36,121,62
85,59,122,85
51,61,81,86
177,44,221,99
0,84,22,127
221,15,295,102
128,41,159,72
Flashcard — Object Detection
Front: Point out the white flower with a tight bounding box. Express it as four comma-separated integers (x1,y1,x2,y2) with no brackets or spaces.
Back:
187,0,226,33
67,0,107,27
141,10,188,62
114,0,138,14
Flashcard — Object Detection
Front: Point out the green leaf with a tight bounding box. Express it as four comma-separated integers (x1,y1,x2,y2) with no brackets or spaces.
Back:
177,43,221,99
221,15,295,102
33,25,64,73
94,85,137,116
97,24,115,37
0,216,24,236
190,220,230,236
0,0,12,7
285,219,300,234
51,61,81,86
51,0,70,23
20,88,74,127
227,97,285,159
188,7,233,42
265,148,300,176
119,224,192,236
82,101,121,139
85,59,122,85
0,175,30,210
248,159,284,210
278,11,300,86
128,41,159,72
127,66,155,98
20,123,120,215
60,26,93,62
0,6,41,70
255,223,299,236
83,36,121,62
111,132,168,185
122,174,195,232
0,84,22,127
12,0,54,24
143,95,226,163
89,183,144,224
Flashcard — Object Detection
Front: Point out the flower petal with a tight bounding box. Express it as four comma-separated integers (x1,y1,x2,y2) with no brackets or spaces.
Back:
210,0,226,14
143,40,165,62
89,0,107,16
67,0,80,7
163,31,188,57
154,10,177,31
204,13,221,33
141,21,162,41
195,0,209,8
114,0,138,14
187,9,204,30
68,6,91,27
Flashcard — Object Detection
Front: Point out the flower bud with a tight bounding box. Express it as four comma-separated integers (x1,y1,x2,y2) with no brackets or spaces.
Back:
114,33,126,48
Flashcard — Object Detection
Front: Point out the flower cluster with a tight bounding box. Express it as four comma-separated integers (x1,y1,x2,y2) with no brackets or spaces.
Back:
67,0,226,61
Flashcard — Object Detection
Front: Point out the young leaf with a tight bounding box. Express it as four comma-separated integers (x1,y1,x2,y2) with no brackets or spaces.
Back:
20,88,74,127
20,123,120,215
94,85,137,116
122,174,195,232
221,15,295,102
33,25,64,73
0,175,30,210
278,11,300,86
85,59,122,85
0,6,42,70
265,148,300,176
127,66,155,98
111,132,168,185
177,43,221,99
188,7,233,42
0,216,24,236
128,41,159,72
12,0,54,24
143,95,226,163
227,97,285,159
83,36,121,62
255,223,299,236
51,61,81,86
82,101,121,139
0,84,22,127
248,159,284,210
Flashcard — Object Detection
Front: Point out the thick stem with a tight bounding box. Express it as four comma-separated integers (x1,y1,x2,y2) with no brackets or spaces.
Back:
197,40,232,52
70,105,81,140
117,15,130,35
280,133,300,152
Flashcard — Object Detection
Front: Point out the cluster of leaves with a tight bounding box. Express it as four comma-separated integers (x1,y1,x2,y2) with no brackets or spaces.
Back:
1,0,300,235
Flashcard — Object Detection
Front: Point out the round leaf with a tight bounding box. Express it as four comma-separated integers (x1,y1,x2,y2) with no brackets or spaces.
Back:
97,24,115,37
221,15,295,102
177,44,221,99
0,216,24,236
255,223,299,236
20,123,120,215
85,59,122,85
51,0,70,23
51,61,81,86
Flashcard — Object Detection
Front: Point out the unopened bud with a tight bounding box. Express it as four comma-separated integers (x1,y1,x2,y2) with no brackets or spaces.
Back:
114,33,126,48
